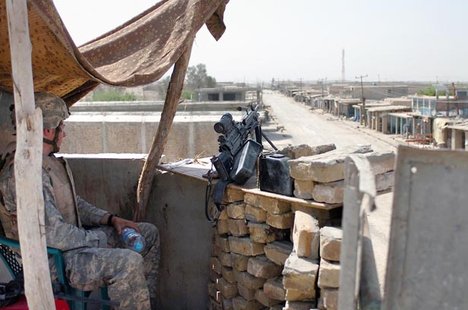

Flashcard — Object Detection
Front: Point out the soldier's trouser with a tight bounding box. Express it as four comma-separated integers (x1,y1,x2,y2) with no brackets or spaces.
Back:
64,222,160,310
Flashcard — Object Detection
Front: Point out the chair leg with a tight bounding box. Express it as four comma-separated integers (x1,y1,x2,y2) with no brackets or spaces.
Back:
100,287,110,310
69,290,87,310
70,288,109,310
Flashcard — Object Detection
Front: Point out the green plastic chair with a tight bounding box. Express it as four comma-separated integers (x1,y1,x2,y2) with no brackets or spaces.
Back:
0,236,111,310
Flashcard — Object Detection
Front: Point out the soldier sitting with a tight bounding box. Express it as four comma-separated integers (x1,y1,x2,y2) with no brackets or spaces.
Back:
0,92,159,310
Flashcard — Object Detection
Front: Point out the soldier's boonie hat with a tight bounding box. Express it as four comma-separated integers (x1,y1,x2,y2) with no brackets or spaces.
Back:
35,92,70,129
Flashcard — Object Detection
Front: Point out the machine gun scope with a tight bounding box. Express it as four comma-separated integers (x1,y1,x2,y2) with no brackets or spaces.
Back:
214,113,235,134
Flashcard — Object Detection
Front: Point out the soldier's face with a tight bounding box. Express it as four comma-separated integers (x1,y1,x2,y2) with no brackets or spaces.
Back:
43,121,66,151
55,122,66,148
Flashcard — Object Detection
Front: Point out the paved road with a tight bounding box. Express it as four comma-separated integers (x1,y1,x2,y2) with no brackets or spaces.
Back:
263,90,393,293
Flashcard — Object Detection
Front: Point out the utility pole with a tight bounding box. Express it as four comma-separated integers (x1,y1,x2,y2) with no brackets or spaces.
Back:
355,74,368,126
317,78,327,97
318,79,324,97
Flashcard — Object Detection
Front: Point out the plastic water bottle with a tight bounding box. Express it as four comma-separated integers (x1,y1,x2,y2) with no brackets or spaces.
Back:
121,227,145,253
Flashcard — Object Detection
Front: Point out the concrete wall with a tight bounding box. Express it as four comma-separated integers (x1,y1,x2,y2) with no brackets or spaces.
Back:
194,88,253,102
61,107,268,162
65,155,213,309
451,129,465,150
61,114,225,162
65,154,145,218
197,91,245,101
146,171,213,310
70,101,252,113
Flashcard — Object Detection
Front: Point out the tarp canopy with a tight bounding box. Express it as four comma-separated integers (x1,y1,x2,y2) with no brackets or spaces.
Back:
0,0,227,105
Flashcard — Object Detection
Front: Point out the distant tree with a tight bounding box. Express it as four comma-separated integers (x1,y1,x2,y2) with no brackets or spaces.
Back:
155,64,217,100
181,90,193,100
185,63,217,91
91,87,137,101
417,86,446,96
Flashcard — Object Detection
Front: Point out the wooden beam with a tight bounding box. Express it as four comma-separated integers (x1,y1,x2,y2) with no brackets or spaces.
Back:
135,40,194,221
6,1,55,309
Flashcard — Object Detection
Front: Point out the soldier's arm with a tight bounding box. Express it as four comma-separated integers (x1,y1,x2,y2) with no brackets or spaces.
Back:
76,195,109,227
76,196,140,233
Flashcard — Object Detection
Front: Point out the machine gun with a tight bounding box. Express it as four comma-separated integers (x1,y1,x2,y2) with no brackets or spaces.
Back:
211,105,262,183
209,104,277,213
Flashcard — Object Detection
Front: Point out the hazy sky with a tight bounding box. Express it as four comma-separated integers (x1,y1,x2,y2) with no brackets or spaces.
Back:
53,0,468,83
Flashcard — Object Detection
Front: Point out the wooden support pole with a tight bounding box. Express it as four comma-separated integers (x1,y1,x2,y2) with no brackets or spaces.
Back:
135,40,194,221
6,0,55,309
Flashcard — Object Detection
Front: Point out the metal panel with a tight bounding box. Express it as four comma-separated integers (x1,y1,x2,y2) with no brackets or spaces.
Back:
384,146,468,309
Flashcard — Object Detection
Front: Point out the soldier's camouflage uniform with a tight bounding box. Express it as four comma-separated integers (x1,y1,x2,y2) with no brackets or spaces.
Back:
0,154,160,310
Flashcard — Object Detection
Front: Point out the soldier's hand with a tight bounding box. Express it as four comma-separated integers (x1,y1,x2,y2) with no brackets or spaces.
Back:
111,216,140,234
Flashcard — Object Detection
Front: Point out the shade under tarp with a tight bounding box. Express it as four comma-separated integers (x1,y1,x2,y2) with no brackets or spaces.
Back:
0,0,227,104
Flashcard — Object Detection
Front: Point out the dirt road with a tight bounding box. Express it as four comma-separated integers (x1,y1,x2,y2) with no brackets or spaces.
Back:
263,90,393,292
263,90,397,152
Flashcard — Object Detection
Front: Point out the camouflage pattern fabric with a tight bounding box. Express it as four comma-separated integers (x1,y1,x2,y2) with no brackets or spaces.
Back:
41,160,108,250
35,92,70,129
64,222,159,310
0,154,160,309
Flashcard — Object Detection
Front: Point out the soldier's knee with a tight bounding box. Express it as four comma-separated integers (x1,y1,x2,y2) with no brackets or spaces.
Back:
151,225,160,246
138,222,159,247
120,249,144,273
128,249,144,263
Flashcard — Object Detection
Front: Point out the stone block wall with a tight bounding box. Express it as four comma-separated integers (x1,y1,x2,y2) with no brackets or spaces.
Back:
208,187,344,310
289,144,395,204
208,144,395,310
317,227,342,310
209,188,295,310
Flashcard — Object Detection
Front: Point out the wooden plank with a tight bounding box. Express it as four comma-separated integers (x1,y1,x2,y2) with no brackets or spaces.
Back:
6,0,55,309
242,187,341,211
135,39,194,221
158,158,341,211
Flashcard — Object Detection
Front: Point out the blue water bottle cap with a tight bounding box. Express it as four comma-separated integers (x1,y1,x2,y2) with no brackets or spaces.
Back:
134,240,144,253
